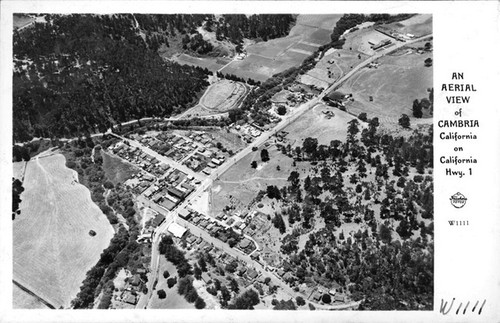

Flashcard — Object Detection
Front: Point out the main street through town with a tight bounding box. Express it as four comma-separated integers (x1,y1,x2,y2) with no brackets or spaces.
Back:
115,34,432,309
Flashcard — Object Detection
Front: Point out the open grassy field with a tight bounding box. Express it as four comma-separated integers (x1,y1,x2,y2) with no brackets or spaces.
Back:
13,14,34,29
385,14,432,37
13,161,27,180
301,48,368,88
344,28,389,56
13,284,50,309
148,257,194,309
13,153,114,308
220,14,341,82
101,151,139,185
200,80,247,111
337,49,433,123
284,103,357,146
210,144,297,215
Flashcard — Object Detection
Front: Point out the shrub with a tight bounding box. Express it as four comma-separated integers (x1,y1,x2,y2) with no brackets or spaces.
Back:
322,293,331,304
167,277,177,288
195,297,206,309
157,289,166,299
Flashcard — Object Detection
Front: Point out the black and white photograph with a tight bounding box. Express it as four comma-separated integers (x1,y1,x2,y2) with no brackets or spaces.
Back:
1,1,499,323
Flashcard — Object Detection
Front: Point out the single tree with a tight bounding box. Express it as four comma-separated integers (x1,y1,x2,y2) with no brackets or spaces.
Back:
398,114,411,128
261,149,270,162
157,289,166,299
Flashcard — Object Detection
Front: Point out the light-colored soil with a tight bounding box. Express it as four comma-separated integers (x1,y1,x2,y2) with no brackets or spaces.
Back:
102,151,139,185
338,50,433,124
284,104,358,146
171,53,229,72
13,283,50,309
13,161,27,180
302,49,368,88
148,257,194,309
13,153,114,308
387,14,432,37
221,14,342,82
343,28,390,56
200,80,247,112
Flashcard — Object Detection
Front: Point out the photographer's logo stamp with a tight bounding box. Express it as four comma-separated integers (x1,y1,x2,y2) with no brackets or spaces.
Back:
450,192,467,208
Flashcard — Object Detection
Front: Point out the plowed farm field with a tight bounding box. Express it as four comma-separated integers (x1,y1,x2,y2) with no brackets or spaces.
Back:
13,153,114,308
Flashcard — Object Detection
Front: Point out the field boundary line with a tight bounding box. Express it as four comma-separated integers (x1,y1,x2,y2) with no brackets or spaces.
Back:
13,280,56,309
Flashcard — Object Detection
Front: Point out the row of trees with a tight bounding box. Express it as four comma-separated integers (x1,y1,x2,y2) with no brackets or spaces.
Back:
66,137,145,309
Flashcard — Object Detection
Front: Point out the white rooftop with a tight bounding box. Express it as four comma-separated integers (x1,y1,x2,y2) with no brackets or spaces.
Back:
168,222,187,238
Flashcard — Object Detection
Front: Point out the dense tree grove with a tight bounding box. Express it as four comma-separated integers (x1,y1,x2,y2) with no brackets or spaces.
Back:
272,118,433,310
217,15,295,44
13,14,211,142
324,14,415,50
159,235,192,277
12,179,24,220
227,289,260,309
65,137,145,309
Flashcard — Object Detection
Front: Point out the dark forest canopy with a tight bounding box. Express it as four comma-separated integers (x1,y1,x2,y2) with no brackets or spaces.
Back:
13,14,296,142
13,14,211,142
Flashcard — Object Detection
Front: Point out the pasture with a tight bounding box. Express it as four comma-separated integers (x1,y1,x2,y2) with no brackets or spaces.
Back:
284,103,356,146
210,144,296,215
13,153,114,308
386,14,432,37
301,49,368,88
200,80,247,112
13,14,34,29
101,151,139,185
13,284,50,309
220,14,341,82
343,28,391,56
13,161,27,180
148,258,194,309
337,50,433,123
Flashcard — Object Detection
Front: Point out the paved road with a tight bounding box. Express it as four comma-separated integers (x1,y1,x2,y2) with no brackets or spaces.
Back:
110,133,206,182
133,33,433,310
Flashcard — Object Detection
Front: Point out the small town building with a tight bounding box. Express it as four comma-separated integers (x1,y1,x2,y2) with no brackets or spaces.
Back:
201,272,211,284
167,222,187,238
152,214,165,227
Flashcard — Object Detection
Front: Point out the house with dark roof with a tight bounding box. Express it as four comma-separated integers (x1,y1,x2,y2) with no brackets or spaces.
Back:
152,214,165,227
246,268,259,280
130,275,142,286
167,186,186,200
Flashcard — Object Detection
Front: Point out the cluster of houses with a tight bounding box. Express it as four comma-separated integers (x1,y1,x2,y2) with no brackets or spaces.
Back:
117,271,147,306
202,246,261,288
143,169,197,211
232,123,263,143
309,285,347,304
324,91,354,109
111,142,169,177
177,208,256,255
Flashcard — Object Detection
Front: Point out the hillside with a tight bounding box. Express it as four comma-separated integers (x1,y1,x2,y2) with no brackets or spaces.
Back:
13,14,211,142
13,14,297,142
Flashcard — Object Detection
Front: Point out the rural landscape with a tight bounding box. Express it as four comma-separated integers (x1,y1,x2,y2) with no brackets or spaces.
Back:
12,13,433,311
